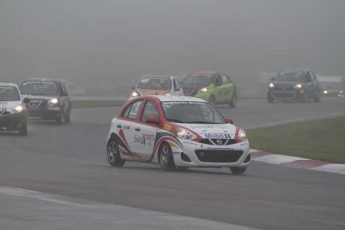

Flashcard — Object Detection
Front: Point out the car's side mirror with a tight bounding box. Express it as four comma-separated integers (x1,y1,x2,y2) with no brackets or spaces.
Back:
174,87,181,91
226,118,234,124
271,77,275,81
146,116,159,125
131,85,135,90
23,98,30,103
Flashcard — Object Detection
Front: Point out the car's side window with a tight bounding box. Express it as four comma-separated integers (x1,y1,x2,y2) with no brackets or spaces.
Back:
221,74,229,84
141,100,159,122
122,100,143,120
60,83,68,96
214,74,223,86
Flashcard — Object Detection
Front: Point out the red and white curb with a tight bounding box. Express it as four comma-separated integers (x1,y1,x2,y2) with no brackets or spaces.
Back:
250,149,345,175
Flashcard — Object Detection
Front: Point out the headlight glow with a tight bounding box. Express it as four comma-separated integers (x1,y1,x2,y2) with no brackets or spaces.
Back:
13,105,24,113
323,90,328,94
49,98,59,104
340,91,343,94
131,91,139,97
238,129,247,141
294,83,302,89
268,83,275,88
176,127,197,140
165,93,171,95
198,87,208,93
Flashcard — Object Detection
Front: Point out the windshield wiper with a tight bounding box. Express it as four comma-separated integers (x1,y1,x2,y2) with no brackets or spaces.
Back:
167,119,185,123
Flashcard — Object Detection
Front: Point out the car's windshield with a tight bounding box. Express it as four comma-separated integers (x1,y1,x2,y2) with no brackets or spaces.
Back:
182,74,212,85
275,72,307,82
20,82,58,95
162,101,226,124
0,86,20,101
137,78,171,90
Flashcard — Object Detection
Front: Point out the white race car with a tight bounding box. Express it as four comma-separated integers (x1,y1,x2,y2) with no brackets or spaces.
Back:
106,95,250,174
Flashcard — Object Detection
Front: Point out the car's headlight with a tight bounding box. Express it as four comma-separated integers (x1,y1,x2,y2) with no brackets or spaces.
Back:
13,105,24,113
198,87,208,93
131,91,139,97
323,90,328,94
340,91,343,94
294,83,302,89
268,83,275,88
49,98,59,104
176,127,197,140
165,93,171,95
238,129,247,141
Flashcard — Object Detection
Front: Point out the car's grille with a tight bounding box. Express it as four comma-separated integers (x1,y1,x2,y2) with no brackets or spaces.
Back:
27,100,47,109
195,150,243,163
199,139,237,145
271,91,296,99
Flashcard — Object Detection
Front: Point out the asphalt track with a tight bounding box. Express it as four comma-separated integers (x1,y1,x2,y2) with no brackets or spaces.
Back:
0,97,344,230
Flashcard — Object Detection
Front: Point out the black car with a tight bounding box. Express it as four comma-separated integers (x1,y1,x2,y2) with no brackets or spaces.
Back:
19,78,72,124
267,69,321,103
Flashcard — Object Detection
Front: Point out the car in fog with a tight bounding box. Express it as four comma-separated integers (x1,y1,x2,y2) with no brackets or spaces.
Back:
267,69,321,103
320,83,343,97
180,71,238,107
130,75,184,98
0,83,29,135
106,95,250,174
20,78,72,124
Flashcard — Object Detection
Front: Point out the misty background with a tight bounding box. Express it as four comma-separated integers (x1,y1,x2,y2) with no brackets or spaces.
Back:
1,0,344,96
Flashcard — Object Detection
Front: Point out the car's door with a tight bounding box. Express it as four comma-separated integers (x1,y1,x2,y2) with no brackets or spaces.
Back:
213,74,224,102
132,100,160,160
220,74,234,102
305,71,316,96
117,99,144,160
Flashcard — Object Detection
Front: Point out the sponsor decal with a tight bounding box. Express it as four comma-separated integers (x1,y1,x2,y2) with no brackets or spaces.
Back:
190,125,227,129
182,141,197,146
200,144,203,149
204,133,231,139
134,133,155,146
163,124,172,131
207,147,234,150
162,101,205,105
123,126,130,130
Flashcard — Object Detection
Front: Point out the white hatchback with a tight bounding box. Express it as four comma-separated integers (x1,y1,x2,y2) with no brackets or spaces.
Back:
106,95,250,174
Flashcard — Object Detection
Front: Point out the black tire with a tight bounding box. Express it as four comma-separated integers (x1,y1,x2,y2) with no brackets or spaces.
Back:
229,92,237,108
56,109,64,124
19,121,27,136
65,109,71,123
107,139,125,167
267,94,274,103
299,93,306,103
314,93,320,102
158,142,175,171
209,95,216,105
230,167,247,175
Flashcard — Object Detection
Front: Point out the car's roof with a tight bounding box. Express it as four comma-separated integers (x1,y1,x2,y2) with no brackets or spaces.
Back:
146,95,207,102
192,71,217,75
0,82,18,87
141,75,172,79
23,78,59,83
281,69,310,73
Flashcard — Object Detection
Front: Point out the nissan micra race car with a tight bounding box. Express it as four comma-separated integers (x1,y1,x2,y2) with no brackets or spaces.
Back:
106,95,250,174
0,83,29,135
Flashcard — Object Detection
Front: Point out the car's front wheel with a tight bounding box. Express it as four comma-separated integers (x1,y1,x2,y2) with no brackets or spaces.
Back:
19,120,27,136
230,167,247,175
107,139,125,167
56,109,65,124
267,94,274,103
159,142,175,171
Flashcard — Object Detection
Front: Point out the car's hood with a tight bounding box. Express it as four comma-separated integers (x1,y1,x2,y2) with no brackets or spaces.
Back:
0,101,22,109
136,89,170,96
176,123,237,138
180,84,205,96
272,81,301,88
22,94,57,101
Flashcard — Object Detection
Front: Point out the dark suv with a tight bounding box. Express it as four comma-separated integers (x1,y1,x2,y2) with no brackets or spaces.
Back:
267,69,321,103
20,78,72,124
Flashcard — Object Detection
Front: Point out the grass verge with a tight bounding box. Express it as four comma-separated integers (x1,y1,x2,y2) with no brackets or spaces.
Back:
71,100,126,109
246,116,345,164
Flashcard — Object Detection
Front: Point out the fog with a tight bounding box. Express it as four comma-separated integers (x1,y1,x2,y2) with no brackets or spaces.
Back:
1,0,344,92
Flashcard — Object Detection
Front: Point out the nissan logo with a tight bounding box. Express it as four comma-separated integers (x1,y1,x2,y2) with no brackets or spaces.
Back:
216,139,223,145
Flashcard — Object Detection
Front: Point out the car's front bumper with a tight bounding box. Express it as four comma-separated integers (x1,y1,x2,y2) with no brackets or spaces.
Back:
27,107,61,120
0,112,26,131
268,89,305,100
172,139,251,167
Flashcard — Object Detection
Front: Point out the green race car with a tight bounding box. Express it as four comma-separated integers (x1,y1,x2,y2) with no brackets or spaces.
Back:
181,71,237,107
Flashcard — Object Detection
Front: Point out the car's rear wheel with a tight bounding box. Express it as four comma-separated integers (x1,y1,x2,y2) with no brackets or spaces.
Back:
267,94,274,103
159,142,175,171
209,95,216,105
230,167,247,175
19,120,27,136
107,139,125,167
229,92,237,108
